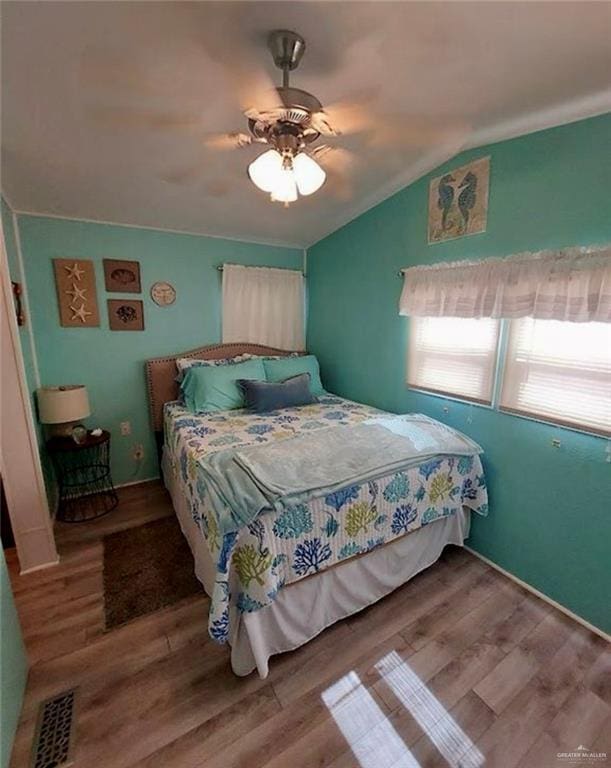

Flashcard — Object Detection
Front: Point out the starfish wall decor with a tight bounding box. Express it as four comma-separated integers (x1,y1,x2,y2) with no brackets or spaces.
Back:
66,283,87,302
70,303,92,323
53,258,99,327
64,262,85,281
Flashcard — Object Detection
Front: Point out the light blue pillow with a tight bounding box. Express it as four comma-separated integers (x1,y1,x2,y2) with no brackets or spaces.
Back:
263,355,325,396
181,358,266,413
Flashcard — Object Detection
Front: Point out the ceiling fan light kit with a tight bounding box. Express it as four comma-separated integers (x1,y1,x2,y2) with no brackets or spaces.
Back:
237,29,335,206
247,149,283,193
270,166,298,204
248,147,326,202
292,152,327,195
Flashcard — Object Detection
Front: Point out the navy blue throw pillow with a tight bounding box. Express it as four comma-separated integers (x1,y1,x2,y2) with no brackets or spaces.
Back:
237,373,317,413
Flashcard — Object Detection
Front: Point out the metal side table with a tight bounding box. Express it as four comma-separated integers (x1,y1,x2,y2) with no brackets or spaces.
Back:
47,430,118,522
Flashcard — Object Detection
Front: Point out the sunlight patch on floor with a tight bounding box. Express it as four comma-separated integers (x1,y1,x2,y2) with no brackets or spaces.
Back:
322,670,421,768
375,650,485,768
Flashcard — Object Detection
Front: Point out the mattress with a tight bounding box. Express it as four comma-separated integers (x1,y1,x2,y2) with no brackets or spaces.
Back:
163,395,488,645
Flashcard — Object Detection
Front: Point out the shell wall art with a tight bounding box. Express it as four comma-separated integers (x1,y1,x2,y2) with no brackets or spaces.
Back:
103,259,141,293
107,299,144,331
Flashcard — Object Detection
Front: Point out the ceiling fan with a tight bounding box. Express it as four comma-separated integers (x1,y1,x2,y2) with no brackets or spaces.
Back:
84,23,468,204
210,29,349,206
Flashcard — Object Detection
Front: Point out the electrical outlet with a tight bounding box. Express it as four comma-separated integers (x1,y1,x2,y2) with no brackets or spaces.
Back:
120,421,131,436
132,443,144,461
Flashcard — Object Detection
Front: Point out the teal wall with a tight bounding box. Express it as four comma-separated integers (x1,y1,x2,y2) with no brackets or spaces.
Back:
307,113,611,634
17,215,302,485
0,547,28,768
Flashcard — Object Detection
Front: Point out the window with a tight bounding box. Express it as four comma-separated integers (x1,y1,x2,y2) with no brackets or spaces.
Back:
407,316,501,404
500,317,611,435
222,264,305,350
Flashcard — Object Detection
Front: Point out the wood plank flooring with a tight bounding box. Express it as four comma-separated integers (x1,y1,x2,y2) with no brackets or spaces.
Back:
7,480,610,768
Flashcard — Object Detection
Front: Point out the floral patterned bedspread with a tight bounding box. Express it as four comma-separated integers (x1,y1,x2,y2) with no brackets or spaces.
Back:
163,396,488,644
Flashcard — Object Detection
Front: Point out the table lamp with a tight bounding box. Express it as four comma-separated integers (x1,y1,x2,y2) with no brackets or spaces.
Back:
37,385,90,438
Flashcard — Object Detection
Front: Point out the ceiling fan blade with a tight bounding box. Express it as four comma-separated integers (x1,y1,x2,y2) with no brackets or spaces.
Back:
79,48,153,95
238,79,284,121
368,117,470,148
87,106,202,133
311,102,374,137
311,145,356,175
326,175,355,202
203,132,254,150
194,9,283,120
311,145,356,201
159,165,203,185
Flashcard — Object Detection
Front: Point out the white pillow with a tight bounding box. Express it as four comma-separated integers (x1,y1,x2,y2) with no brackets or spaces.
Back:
175,354,253,382
174,352,300,382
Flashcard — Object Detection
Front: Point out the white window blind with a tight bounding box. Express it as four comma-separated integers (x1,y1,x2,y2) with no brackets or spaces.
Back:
500,318,611,435
407,317,500,404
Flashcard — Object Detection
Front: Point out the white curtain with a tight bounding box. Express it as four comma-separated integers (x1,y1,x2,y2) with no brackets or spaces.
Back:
399,245,611,322
222,264,305,350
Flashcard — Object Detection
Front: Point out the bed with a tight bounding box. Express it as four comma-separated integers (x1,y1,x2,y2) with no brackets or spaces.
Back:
145,343,488,678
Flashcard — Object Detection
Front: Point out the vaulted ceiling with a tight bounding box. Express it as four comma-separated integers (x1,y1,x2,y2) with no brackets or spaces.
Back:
2,1,610,247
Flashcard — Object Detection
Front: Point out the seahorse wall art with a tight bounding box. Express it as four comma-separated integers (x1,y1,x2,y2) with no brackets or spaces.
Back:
428,156,490,244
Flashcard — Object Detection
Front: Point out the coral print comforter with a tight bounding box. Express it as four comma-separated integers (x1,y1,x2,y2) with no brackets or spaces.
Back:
163,395,488,644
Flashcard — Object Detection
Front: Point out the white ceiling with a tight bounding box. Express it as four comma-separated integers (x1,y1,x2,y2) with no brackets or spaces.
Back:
2,1,610,248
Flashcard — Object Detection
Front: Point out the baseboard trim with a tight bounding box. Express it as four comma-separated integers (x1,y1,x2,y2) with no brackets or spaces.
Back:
115,476,160,490
465,546,610,644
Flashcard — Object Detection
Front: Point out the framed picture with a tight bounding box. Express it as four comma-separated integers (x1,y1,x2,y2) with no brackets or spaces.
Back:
53,259,100,327
103,259,141,293
107,299,144,331
428,156,490,244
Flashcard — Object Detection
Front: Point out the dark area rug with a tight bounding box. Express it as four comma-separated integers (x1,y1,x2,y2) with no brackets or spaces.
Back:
103,515,201,630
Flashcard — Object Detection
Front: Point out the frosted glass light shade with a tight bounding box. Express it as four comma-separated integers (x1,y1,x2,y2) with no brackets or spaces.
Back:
247,149,283,193
270,168,298,203
37,385,90,424
292,152,326,195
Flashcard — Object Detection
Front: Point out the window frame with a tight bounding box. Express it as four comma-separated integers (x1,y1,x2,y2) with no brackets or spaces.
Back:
405,315,503,407
406,316,610,439
497,317,611,438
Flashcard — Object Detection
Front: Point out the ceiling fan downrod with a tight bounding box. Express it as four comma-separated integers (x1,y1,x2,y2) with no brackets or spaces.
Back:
267,29,306,89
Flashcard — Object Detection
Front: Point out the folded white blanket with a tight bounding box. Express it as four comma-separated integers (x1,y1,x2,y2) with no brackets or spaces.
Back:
201,413,482,534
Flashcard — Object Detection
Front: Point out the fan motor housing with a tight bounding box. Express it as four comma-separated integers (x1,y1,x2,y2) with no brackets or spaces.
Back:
248,87,322,146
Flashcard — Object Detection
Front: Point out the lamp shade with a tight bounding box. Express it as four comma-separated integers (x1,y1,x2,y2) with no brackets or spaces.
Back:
270,168,298,203
292,152,326,195
37,386,90,424
247,149,283,193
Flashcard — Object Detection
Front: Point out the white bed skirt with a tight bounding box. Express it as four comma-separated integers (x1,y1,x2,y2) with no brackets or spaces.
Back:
163,450,470,678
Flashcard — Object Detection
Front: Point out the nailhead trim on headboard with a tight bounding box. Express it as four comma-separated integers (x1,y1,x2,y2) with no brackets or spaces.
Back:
144,342,299,433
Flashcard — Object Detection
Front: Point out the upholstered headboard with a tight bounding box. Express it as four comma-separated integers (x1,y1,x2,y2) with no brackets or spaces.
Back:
144,342,296,434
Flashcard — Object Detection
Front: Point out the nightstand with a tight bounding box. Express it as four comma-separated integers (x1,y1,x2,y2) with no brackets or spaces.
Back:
47,430,119,522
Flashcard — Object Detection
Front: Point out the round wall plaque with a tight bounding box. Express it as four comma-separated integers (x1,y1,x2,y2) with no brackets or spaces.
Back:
150,282,176,306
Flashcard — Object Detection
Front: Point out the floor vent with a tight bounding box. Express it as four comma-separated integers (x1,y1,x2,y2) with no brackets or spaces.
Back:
32,690,76,768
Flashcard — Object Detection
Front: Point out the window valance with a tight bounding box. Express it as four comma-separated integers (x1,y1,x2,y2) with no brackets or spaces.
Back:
399,245,611,322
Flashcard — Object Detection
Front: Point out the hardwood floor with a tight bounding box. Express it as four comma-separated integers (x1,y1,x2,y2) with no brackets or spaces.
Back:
7,480,610,768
